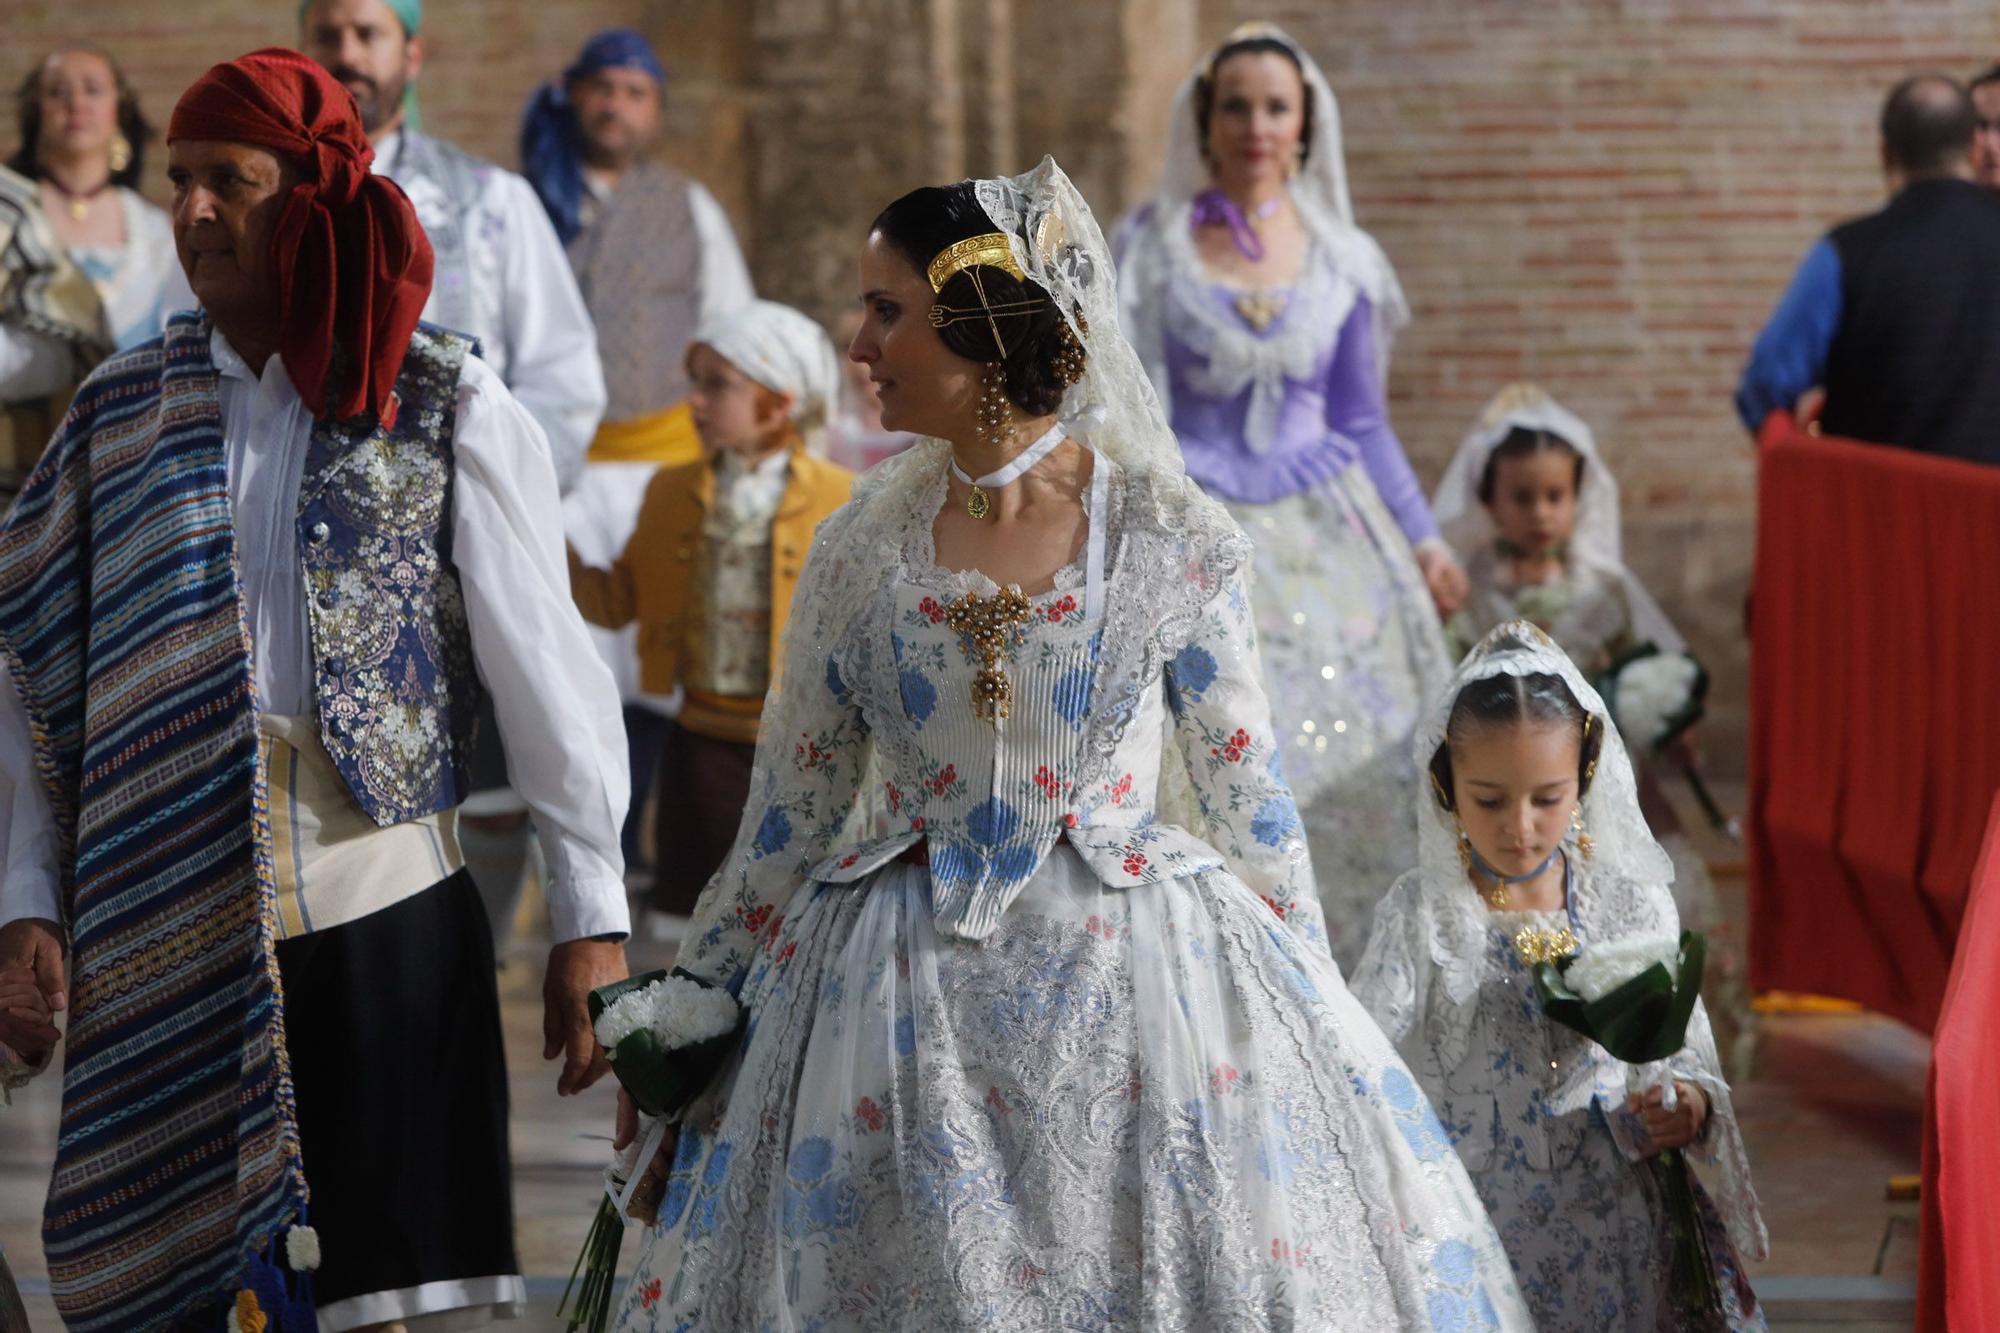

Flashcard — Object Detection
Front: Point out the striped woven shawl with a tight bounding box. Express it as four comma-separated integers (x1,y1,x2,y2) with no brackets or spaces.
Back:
0,312,307,1329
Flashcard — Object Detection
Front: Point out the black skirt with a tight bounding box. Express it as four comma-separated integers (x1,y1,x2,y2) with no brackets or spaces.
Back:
651,720,757,916
274,870,519,1310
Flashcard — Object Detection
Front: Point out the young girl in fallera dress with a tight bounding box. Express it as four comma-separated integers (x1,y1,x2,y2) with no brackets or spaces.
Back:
608,157,1530,1331
1432,383,1754,1075
1352,622,1767,1330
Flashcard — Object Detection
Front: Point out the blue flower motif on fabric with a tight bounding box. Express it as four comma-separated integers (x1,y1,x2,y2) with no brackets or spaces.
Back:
824,654,848,703
1166,644,1218,717
990,842,1039,883
899,669,938,726
1427,1288,1478,1333
751,807,792,858
1380,1066,1457,1164
685,1138,733,1240
782,1135,859,1236
1250,794,1300,848
929,842,981,886
894,1013,917,1060
965,796,1020,847
1433,1239,1476,1286
788,1136,835,1183
1052,665,1093,728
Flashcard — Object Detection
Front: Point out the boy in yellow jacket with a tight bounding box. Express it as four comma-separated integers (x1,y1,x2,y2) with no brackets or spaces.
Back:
569,301,853,924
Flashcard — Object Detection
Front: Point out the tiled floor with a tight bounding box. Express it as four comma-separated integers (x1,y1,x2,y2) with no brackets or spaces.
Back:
1,895,1928,1331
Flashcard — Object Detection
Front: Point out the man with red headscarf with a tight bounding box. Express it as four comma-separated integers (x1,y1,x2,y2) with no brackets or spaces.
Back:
0,50,630,1332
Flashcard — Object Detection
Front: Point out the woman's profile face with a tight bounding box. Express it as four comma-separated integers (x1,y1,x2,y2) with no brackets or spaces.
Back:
1205,51,1306,193
848,230,981,441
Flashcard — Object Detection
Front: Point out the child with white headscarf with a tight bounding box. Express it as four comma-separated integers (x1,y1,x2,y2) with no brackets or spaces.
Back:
569,300,852,929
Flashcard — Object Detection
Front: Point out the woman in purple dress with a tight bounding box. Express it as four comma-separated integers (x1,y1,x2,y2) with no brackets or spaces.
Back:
1118,22,1463,970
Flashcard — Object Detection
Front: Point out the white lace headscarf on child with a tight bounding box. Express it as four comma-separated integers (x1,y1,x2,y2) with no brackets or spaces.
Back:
1415,618,1674,889
1431,384,1686,654
693,299,843,456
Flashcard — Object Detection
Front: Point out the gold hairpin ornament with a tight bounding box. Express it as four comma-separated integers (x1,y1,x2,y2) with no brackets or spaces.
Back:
929,297,1047,329
927,233,1024,292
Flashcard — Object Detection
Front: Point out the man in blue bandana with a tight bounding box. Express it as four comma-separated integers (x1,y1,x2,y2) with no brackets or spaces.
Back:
521,29,754,934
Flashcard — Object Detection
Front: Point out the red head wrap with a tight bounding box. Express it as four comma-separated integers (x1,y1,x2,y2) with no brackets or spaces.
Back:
168,48,433,424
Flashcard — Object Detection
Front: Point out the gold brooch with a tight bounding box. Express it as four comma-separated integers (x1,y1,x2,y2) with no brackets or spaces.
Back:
1513,925,1579,967
944,588,1034,723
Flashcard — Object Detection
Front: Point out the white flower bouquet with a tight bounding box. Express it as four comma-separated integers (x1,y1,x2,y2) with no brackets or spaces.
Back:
560,968,745,1333
1597,643,1735,836
1534,929,1720,1313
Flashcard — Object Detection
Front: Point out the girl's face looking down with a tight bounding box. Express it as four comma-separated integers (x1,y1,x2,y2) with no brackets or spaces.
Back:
1450,721,1581,882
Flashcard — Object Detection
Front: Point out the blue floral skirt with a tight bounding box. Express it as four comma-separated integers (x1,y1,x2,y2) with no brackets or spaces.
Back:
614,848,1528,1331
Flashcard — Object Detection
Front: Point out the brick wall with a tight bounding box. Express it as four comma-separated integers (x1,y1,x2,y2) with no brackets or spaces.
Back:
10,0,1998,777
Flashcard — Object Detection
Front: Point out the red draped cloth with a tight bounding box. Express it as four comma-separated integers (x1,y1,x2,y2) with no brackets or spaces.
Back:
1917,793,2000,1332
1749,416,2000,1031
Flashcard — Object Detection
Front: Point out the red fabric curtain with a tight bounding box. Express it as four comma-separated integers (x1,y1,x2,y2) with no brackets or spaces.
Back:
1917,793,2000,1332
1749,419,2000,1030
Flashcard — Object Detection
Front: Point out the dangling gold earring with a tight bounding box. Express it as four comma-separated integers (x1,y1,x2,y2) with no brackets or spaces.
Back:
976,361,1014,453
1454,820,1473,872
1054,318,1088,388
1571,806,1594,862
107,133,132,175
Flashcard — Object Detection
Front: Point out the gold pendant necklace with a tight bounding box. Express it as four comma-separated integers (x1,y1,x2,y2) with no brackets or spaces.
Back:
965,485,991,520
1233,289,1287,332
950,423,1067,522
943,587,1034,723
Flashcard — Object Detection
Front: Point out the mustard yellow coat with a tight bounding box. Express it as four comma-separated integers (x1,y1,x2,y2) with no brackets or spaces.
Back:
568,447,854,698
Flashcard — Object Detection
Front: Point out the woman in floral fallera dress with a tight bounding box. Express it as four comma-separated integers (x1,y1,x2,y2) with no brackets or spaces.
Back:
611,158,1529,1330
1118,24,1463,969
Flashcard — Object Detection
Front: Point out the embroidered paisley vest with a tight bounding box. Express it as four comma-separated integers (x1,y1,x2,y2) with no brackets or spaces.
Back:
299,322,482,826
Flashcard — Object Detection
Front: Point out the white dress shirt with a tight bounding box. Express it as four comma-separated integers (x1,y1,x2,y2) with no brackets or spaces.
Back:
0,332,630,943
375,130,606,492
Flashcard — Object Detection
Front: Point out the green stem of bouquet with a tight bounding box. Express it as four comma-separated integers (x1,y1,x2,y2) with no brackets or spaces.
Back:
1659,1148,1723,1314
559,1195,628,1333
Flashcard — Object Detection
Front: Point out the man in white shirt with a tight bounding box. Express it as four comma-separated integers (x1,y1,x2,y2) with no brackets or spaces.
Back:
519,28,755,899
0,51,628,1332
302,0,612,954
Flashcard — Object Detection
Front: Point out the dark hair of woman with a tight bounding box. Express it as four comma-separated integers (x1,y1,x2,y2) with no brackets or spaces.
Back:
1475,426,1587,505
1426,664,1604,812
1193,36,1315,168
870,182,1081,417
8,46,155,191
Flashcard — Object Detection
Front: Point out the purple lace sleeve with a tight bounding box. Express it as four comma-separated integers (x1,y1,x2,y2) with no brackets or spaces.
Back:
1325,297,1439,546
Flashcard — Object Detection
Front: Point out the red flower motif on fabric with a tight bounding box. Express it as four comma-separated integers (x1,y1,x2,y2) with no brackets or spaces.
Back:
1086,914,1118,940
1043,594,1078,624
1062,813,1079,828
1259,895,1290,921
985,1085,1010,1116
1125,1068,1143,1101
744,903,774,935
1210,1063,1240,1094
839,853,861,869
919,595,947,624
1215,727,1253,763
1271,1238,1311,1269
928,764,958,796
798,736,831,769
1122,853,1149,877
1107,773,1134,805
639,1277,663,1309
855,1097,887,1132
1033,765,1065,798
885,781,903,812
778,942,797,962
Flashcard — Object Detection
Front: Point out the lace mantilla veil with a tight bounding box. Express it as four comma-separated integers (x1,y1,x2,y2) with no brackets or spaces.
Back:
673,157,1250,979
1431,385,1686,654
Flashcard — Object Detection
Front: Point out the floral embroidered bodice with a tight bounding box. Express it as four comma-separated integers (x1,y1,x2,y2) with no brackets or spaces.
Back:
677,454,1324,987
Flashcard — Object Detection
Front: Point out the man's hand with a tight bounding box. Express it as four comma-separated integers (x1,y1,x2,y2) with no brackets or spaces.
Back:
1415,543,1470,619
1628,1080,1708,1154
0,919,66,1061
544,936,627,1095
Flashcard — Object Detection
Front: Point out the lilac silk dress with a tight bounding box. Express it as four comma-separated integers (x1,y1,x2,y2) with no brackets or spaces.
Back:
1125,232,1452,970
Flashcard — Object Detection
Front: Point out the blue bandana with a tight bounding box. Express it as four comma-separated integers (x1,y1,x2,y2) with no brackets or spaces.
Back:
519,28,665,244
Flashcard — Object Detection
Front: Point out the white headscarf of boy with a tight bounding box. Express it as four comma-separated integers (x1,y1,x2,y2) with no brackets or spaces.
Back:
691,299,842,454
1416,620,1674,889
1432,384,1685,654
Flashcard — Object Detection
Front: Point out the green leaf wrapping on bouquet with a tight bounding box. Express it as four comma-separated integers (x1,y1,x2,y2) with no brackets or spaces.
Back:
1532,930,1707,1065
587,967,747,1121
